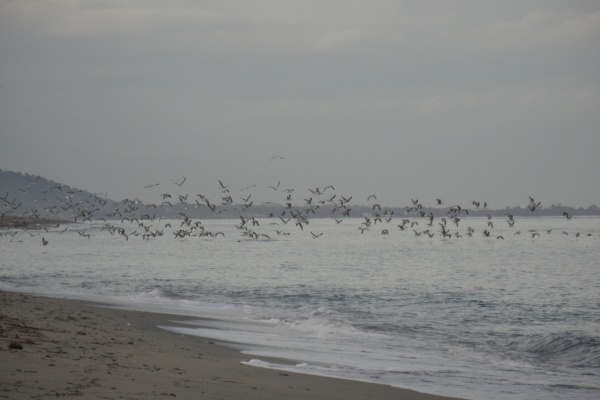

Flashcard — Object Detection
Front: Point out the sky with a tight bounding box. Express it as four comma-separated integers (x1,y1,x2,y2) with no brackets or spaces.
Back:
1,0,599,209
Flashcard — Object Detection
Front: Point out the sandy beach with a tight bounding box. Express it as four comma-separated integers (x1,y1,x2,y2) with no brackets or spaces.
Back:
0,290,465,400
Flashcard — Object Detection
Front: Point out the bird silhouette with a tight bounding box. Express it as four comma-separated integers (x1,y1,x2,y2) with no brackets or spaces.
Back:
170,176,186,187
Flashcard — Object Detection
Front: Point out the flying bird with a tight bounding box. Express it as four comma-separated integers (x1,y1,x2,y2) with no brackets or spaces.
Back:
268,181,281,191
170,176,186,187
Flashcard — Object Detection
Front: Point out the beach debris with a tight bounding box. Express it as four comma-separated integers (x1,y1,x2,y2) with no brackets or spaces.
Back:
8,341,23,350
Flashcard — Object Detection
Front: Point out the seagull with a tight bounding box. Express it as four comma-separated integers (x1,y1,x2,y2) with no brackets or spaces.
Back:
311,232,323,239
170,176,186,187
42,237,48,246
528,197,541,212
269,155,284,162
268,181,281,191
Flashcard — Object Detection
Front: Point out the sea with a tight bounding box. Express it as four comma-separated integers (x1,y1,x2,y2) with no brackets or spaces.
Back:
1,216,598,400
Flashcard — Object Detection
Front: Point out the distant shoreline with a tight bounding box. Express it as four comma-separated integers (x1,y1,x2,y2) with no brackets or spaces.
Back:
0,216,71,229
2,170,599,222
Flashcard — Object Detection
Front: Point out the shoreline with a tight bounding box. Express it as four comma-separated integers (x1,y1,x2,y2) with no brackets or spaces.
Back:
0,216,71,229
0,289,465,399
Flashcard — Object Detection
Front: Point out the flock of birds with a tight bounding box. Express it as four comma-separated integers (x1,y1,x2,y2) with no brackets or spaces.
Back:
0,171,594,246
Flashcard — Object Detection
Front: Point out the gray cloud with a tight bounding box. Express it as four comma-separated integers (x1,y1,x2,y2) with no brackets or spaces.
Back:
1,0,599,207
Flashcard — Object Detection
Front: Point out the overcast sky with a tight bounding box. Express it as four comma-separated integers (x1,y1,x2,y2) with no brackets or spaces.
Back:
1,1,599,208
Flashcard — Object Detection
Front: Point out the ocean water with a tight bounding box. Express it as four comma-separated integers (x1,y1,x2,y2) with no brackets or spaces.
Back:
1,216,599,400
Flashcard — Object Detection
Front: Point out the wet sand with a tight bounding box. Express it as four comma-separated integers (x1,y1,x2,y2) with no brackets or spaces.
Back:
0,290,465,399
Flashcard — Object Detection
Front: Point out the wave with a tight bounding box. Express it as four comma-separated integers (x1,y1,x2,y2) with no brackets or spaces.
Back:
141,287,191,300
507,332,600,369
283,307,365,338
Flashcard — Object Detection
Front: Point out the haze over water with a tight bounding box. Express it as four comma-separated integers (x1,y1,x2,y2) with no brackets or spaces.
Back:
1,216,598,400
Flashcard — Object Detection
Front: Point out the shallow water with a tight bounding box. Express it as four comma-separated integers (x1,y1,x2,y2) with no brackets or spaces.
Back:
1,216,599,399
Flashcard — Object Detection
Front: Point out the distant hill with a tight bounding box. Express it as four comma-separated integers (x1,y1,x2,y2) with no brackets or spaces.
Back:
0,169,118,221
1,169,599,222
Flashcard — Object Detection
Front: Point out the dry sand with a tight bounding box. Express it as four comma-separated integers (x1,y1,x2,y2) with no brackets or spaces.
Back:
0,290,465,399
